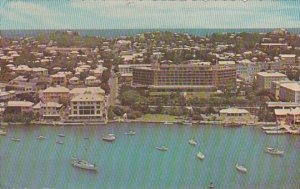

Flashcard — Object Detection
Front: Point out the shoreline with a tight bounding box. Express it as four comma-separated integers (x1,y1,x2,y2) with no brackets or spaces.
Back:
0,120,276,127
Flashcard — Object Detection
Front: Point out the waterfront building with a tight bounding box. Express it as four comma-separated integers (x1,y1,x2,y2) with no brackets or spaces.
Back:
41,86,70,103
256,71,287,90
219,108,253,123
6,101,34,113
218,61,236,69
236,59,262,83
69,91,105,120
279,82,300,103
41,102,63,120
132,63,236,92
274,107,300,125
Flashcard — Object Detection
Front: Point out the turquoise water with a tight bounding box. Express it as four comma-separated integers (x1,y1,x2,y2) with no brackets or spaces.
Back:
0,124,299,189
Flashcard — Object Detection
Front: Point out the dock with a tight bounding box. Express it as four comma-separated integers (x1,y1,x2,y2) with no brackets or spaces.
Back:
265,130,288,135
279,122,300,135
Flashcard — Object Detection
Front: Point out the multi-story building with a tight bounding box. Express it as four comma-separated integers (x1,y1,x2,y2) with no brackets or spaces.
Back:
270,80,293,100
41,86,70,103
118,64,152,84
69,87,105,99
50,73,67,87
256,71,287,90
279,82,300,103
6,101,34,113
69,92,105,120
280,54,296,66
132,63,236,92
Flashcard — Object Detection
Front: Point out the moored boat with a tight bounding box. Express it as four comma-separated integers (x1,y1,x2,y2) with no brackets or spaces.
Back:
197,152,205,160
156,145,168,151
58,133,65,137
164,121,174,125
37,135,46,140
124,130,136,135
0,130,7,135
56,140,63,144
102,134,116,142
208,182,214,189
188,139,197,146
265,147,284,155
224,122,241,127
236,163,247,173
71,158,97,171
11,137,20,142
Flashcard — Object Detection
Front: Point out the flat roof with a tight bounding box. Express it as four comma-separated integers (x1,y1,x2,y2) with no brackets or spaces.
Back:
43,86,69,93
7,101,34,107
280,82,300,91
219,108,249,114
257,72,287,77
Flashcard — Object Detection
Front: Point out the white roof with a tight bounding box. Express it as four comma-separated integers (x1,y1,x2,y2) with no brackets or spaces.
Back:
289,107,300,115
218,61,236,65
219,108,249,114
257,72,287,77
280,82,300,92
85,76,96,80
7,101,33,107
274,109,290,116
279,54,296,58
70,87,105,95
43,86,69,93
71,93,104,102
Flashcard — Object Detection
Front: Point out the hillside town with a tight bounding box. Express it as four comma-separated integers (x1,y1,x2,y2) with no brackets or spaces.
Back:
0,29,300,134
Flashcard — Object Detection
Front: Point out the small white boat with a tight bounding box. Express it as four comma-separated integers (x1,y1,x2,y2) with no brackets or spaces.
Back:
58,134,65,137
102,134,116,142
11,137,20,142
124,130,136,135
0,130,7,135
265,147,284,155
164,121,174,125
182,121,193,125
208,182,215,189
71,158,97,171
188,139,197,146
236,163,247,173
56,140,63,144
197,152,205,160
37,135,46,140
156,146,168,151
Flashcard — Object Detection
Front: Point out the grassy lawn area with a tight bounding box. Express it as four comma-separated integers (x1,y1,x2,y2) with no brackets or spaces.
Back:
137,114,178,122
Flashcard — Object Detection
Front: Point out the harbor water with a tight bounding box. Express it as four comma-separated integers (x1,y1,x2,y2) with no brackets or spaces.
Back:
0,123,299,189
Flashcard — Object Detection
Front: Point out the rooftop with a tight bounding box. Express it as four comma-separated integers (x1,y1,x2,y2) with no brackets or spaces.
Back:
257,72,287,77
219,108,249,114
7,101,34,107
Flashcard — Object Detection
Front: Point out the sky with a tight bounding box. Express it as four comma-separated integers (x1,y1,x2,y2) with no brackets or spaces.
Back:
0,0,299,29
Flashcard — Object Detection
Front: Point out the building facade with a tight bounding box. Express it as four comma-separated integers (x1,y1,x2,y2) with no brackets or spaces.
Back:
256,71,287,90
133,63,236,89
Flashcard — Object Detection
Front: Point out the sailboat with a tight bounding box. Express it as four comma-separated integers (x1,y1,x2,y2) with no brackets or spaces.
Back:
71,123,98,172
265,121,284,156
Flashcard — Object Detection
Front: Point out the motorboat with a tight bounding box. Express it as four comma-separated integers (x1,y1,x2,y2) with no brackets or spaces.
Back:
208,182,214,189
0,130,7,135
37,135,46,140
197,152,205,160
164,121,174,125
156,146,168,151
182,121,193,125
265,147,284,155
71,158,97,171
58,134,65,137
102,134,116,142
236,163,247,173
56,140,63,144
124,130,136,135
11,137,20,142
188,139,197,146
